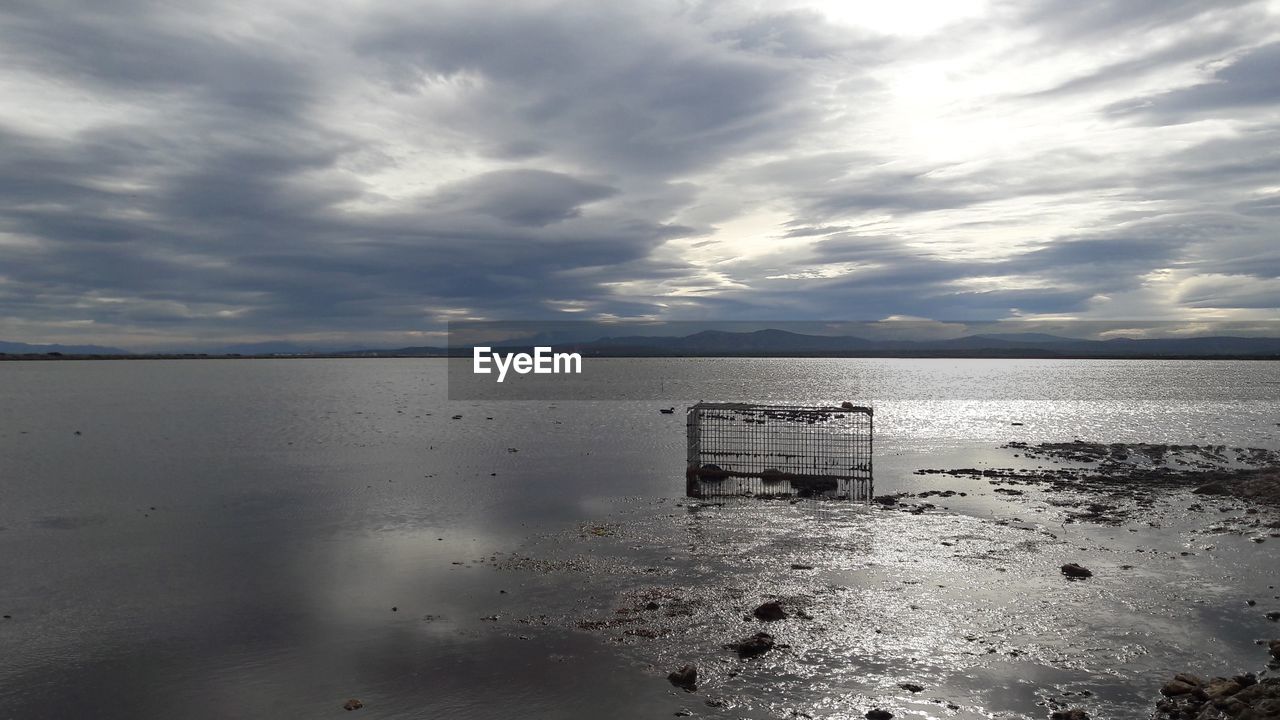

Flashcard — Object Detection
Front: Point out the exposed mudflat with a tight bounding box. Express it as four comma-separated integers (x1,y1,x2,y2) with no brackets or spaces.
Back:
482,442,1280,719
915,442,1280,532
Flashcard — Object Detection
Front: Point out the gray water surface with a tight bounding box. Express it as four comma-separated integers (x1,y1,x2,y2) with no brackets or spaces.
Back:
1,358,1278,719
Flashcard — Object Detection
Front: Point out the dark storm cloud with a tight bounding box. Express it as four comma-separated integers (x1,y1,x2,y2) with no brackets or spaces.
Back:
1107,42,1280,122
1235,196,1280,217
707,7,896,61
1,1,786,344
354,2,826,177
0,0,319,120
799,170,991,218
1179,277,1280,309
1007,231,1187,276
1161,126,1280,187
0,109,685,338
428,169,618,227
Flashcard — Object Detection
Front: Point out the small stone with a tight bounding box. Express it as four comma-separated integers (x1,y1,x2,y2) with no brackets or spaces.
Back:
898,683,924,693
865,710,893,720
790,563,815,570
1061,563,1093,579
342,699,363,711
1050,711,1089,720
730,632,775,658
753,601,787,622
668,664,698,691
1267,611,1280,622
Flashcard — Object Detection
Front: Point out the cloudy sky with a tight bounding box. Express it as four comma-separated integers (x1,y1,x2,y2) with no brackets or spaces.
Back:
1,0,1278,349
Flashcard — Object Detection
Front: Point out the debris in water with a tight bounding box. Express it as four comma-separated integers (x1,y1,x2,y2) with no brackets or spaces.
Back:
1060,563,1093,579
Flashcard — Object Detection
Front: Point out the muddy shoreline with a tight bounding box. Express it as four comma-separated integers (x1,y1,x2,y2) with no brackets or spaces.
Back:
486,440,1280,719
913,441,1280,532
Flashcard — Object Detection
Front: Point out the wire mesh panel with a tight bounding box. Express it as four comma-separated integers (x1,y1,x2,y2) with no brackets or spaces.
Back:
685,402,873,500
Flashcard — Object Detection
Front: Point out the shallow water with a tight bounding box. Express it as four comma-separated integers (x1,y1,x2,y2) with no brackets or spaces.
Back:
0,358,1278,718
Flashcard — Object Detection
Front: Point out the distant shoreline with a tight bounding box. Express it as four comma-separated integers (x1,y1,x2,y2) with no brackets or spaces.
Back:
3,352,1279,361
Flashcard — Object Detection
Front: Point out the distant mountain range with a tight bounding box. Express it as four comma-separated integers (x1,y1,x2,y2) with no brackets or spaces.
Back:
538,329,1280,357
345,329,1280,358
212,341,370,355
0,340,130,355
5,329,1280,358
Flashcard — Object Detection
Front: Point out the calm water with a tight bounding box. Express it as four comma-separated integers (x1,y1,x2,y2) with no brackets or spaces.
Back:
1,358,1278,719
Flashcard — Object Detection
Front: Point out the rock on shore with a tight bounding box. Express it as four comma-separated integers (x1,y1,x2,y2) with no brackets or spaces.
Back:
1155,672,1280,719
667,664,698,691
728,632,775,658
753,600,787,622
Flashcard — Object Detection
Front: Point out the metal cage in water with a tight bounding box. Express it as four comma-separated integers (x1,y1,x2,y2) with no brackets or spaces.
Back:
685,402,873,500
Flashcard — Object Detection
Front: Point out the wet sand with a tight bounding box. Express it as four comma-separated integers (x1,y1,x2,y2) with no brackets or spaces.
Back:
477,441,1280,719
